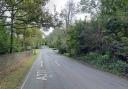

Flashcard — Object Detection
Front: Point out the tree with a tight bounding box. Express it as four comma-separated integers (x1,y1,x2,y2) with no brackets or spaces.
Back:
0,23,9,54
80,0,100,19
60,0,77,28
0,0,52,53
24,27,43,49
52,5,62,29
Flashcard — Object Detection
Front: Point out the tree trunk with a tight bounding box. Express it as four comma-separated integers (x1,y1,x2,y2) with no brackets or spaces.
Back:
10,6,14,53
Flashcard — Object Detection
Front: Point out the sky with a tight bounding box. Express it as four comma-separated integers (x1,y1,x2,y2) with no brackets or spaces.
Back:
46,0,79,13
43,0,88,36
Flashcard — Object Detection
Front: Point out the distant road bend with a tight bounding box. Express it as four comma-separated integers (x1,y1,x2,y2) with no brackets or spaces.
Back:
21,47,128,89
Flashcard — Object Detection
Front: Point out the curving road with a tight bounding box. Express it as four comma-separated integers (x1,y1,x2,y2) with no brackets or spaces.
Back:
21,47,128,89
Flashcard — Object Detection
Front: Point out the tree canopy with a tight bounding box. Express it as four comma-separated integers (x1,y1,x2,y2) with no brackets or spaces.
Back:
0,0,52,53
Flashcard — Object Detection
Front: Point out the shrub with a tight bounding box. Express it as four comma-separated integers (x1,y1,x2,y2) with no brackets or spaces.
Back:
83,52,128,76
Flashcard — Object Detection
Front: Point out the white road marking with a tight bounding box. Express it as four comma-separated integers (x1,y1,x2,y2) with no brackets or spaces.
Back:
36,70,48,81
41,60,43,67
37,72,39,76
36,76,47,80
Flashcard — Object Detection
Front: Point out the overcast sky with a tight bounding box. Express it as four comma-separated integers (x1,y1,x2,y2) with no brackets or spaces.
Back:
46,0,79,13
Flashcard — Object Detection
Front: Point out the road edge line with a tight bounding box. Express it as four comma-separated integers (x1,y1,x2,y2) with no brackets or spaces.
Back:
20,56,38,89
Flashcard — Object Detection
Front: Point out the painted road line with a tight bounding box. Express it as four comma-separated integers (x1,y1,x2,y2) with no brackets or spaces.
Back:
36,76,47,80
41,60,43,67
36,70,48,80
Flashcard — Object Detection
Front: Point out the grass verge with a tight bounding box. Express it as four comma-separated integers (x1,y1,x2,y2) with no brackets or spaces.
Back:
0,49,39,89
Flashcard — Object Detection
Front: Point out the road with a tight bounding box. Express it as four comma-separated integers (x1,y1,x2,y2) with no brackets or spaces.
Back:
21,47,128,89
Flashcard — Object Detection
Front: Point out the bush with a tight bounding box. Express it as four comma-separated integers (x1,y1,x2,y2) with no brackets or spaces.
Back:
83,52,128,76
84,52,110,62
58,47,67,54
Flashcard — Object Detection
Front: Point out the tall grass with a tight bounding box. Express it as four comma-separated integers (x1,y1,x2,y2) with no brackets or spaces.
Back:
0,49,39,89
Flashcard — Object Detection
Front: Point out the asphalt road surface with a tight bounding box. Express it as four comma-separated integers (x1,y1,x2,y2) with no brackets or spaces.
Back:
21,47,128,89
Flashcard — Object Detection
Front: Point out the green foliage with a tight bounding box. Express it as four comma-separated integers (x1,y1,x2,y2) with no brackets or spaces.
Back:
0,0,50,54
46,0,128,77
82,52,128,75
83,52,110,64
0,22,44,54
66,20,104,55
0,25,9,54
46,28,68,54
80,0,100,17
67,21,85,55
